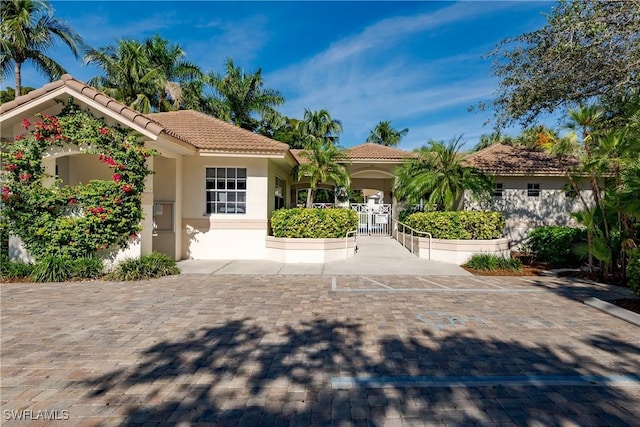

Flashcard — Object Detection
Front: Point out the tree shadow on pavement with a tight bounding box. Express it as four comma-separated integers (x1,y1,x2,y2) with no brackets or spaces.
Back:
79,318,640,426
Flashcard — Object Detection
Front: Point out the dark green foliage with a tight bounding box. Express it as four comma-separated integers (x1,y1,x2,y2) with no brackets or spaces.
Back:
627,250,640,297
0,259,34,281
464,254,522,272
404,211,505,240
30,255,73,282
524,226,587,267
72,256,104,279
107,252,180,281
271,208,358,238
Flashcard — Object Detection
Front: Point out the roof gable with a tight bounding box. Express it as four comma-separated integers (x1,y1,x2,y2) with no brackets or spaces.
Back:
345,143,417,161
1,75,288,156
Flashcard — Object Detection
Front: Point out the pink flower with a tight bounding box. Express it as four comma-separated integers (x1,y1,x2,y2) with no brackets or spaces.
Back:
3,163,17,171
121,184,134,193
112,173,122,182
68,197,77,205
22,118,31,129
19,173,33,182
15,151,23,160
99,127,109,135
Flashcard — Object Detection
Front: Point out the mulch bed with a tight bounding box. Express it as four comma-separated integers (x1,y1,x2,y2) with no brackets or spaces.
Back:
611,298,640,315
462,266,546,276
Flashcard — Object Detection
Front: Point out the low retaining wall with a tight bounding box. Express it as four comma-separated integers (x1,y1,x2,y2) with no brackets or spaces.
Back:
396,232,510,265
265,236,356,263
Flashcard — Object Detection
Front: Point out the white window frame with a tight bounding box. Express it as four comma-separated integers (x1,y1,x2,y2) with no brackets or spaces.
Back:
205,167,247,215
527,183,540,197
274,176,285,210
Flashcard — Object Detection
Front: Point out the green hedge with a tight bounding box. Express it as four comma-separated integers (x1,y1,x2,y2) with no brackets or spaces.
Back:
404,211,505,240
271,208,358,238
523,226,587,267
627,249,640,297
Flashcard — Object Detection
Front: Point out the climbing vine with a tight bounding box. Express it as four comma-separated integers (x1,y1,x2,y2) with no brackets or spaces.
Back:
1,100,155,260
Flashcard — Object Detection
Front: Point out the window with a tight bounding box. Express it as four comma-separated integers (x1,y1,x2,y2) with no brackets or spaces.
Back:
275,176,285,210
527,183,540,197
205,168,246,214
493,183,503,198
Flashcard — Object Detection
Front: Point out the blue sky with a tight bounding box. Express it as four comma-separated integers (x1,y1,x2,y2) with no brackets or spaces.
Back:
10,1,555,150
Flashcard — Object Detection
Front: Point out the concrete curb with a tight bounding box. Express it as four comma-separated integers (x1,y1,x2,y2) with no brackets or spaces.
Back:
584,297,640,327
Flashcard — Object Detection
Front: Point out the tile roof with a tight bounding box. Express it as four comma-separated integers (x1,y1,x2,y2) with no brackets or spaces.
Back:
464,143,578,176
1,75,289,155
290,143,416,165
148,111,289,154
0,74,167,137
345,143,417,161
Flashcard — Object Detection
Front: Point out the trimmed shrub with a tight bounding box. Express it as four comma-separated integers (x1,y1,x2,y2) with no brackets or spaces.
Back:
464,254,522,271
271,208,359,238
523,226,587,267
404,211,505,240
627,249,640,297
107,252,180,281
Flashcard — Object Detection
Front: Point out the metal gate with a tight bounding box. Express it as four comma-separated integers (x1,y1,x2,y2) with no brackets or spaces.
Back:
351,204,392,236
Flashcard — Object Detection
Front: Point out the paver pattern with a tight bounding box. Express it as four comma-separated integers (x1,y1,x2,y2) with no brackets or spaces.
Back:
1,274,639,426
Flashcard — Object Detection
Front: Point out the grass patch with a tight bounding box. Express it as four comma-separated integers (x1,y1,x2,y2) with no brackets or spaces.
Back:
107,252,180,281
464,254,522,272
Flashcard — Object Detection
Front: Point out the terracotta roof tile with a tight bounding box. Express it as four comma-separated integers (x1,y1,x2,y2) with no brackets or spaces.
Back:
465,143,578,176
2,75,289,155
345,143,416,161
148,110,290,154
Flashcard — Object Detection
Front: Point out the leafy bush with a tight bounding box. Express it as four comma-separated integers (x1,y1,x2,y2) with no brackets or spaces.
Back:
404,211,505,240
108,252,180,281
627,249,640,297
464,254,522,271
523,226,587,267
72,256,104,279
271,208,359,238
398,206,423,223
30,255,73,282
0,259,34,281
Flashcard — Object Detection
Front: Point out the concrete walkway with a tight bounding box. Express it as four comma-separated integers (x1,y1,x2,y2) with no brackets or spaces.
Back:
177,236,470,276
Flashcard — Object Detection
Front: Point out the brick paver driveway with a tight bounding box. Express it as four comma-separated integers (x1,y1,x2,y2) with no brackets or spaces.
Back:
1,274,639,426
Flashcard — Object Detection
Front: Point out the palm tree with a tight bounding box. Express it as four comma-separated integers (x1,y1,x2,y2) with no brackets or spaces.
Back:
394,137,493,211
366,120,408,146
1,0,84,98
295,109,349,208
473,131,512,151
85,36,201,113
204,58,284,131
143,35,202,111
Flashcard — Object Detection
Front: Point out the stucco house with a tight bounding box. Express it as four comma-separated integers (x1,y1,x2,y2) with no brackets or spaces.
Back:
465,143,590,246
0,75,415,262
1,76,591,262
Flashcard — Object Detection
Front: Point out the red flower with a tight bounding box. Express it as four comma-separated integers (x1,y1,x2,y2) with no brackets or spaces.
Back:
129,233,138,239
14,134,25,141
1,186,11,201
112,173,122,182
22,118,31,129
15,151,23,160
3,163,17,171
99,127,109,135
34,132,42,141
121,184,134,193
68,197,77,205
19,173,33,182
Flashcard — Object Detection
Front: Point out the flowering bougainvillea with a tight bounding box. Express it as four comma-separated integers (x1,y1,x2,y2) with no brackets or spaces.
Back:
1,99,155,260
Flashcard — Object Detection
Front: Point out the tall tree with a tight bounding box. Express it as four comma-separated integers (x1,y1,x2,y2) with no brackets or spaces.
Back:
204,58,284,131
85,36,201,113
488,0,640,127
394,137,493,211
295,109,350,208
0,0,84,97
366,120,408,146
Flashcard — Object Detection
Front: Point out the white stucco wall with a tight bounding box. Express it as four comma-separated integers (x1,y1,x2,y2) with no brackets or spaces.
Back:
465,176,592,247
180,156,271,260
